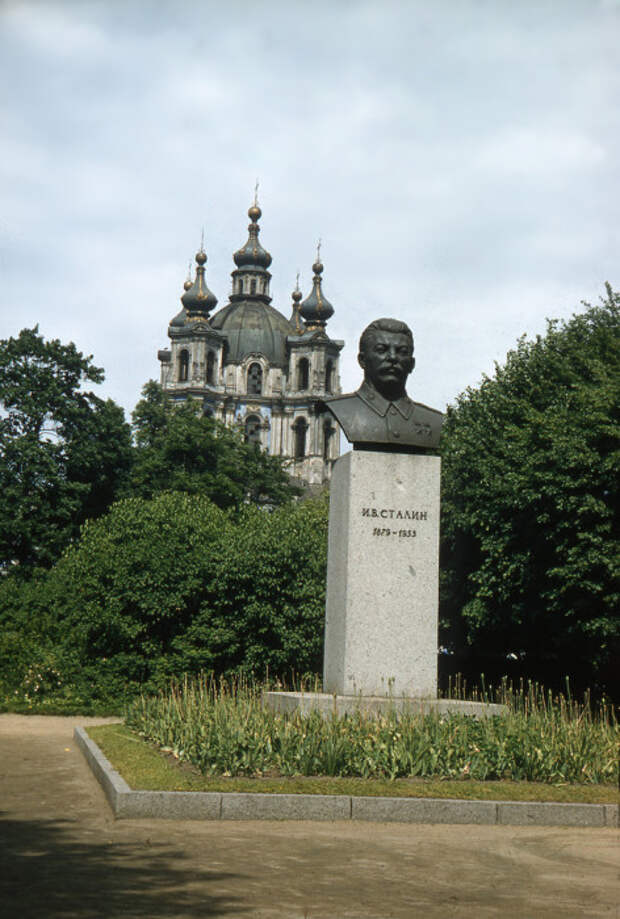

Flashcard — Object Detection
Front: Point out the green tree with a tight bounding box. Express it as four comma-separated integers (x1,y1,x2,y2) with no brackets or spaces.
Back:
130,381,298,509
0,327,132,572
440,287,620,693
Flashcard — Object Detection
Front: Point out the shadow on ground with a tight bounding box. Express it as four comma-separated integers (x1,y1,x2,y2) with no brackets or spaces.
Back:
0,812,247,918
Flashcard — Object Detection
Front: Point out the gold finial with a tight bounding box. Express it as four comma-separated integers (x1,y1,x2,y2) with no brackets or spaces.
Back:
292,271,303,333
248,181,262,221
183,259,193,290
313,239,323,275
196,230,207,266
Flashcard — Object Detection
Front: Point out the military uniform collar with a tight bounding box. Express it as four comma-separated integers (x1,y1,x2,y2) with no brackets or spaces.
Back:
357,381,413,419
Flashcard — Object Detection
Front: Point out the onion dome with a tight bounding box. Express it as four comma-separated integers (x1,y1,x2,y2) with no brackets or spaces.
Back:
169,262,193,327
233,203,272,270
181,247,218,320
299,246,334,330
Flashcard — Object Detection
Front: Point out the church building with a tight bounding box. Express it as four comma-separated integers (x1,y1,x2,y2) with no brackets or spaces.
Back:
157,201,344,485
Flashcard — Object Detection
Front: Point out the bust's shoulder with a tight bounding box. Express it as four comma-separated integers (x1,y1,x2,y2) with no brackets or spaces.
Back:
320,393,369,438
322,391,366,418
323,391,363,408
411,400,444,422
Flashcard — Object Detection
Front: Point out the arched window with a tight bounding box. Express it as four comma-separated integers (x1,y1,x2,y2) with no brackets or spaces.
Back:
178,349,189,382
244,414,262,445
323,420,334,461
247,362,263,395
206,351,215,385
237,278,244,294
250,278,256,295
293,417,308,459
325,360,333,394
298,358,309,391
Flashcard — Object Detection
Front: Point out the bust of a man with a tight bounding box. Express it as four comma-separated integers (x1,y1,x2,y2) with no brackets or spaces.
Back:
323,318,443,449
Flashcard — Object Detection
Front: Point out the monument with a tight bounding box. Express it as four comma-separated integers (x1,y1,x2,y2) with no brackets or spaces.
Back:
266,318,505,717
321,318,442,700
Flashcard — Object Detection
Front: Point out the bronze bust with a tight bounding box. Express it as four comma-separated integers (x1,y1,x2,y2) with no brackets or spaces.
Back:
323,318,443,449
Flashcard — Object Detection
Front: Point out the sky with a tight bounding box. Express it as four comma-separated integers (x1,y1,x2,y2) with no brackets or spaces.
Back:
1,0,619,422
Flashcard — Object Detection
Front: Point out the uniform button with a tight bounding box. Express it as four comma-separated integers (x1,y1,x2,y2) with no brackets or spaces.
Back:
393,431,400,438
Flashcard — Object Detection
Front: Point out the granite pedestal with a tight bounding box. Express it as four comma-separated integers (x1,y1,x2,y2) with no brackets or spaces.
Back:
323,449,440,698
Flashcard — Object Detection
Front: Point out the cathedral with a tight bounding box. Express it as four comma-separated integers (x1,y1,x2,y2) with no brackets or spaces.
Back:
157,200,344,485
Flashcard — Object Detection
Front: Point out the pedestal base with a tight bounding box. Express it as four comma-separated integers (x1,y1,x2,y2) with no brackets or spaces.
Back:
264,691,507,719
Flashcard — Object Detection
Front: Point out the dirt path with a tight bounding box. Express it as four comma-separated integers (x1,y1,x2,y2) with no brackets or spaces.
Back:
0,714,618,918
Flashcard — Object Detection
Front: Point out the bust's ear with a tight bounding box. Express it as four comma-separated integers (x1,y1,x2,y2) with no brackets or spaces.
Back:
358,351,366,370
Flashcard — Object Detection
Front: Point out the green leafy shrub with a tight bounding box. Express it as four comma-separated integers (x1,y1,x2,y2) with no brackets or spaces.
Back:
198,496,328,677
0,492,329,703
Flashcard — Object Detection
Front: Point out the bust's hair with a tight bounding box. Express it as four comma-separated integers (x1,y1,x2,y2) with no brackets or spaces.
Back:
359,318,414,355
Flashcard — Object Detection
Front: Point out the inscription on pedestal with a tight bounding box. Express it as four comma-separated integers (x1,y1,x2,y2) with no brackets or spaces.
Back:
361,507,427,519
360,505,430,541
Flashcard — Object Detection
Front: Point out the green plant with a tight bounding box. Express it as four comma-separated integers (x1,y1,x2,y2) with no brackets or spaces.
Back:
0,492,329,702
440,288,620,694
0,326,132,573
125,676,619,785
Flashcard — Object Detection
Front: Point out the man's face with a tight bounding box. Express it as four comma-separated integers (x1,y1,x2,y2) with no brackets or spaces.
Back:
359,331,414,392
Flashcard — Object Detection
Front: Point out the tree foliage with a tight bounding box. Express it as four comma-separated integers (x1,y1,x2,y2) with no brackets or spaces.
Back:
0,492,328,702
130,381,299,509
440,287,619,692
0,327,132,572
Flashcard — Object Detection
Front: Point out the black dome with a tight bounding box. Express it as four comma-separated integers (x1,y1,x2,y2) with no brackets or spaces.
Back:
210,300,295,366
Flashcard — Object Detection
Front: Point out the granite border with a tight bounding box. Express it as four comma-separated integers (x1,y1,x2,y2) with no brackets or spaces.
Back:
75,728,618,827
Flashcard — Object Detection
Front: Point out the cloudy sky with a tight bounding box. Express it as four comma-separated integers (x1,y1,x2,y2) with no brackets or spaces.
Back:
1,0,618,421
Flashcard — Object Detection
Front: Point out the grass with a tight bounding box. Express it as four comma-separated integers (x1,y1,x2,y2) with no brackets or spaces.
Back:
88,723,618,803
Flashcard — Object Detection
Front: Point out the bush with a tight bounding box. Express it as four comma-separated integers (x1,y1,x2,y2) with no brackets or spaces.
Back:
0,492,329,703
197,496,329,677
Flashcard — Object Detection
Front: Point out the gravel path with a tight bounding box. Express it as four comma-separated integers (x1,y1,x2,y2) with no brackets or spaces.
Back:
1,714,618,918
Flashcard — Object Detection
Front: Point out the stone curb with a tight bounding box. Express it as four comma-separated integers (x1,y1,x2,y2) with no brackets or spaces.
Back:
74,728,619,827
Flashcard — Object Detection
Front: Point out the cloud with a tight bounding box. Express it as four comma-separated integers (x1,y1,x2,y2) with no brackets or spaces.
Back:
1,0,618,421
476,128,606,176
